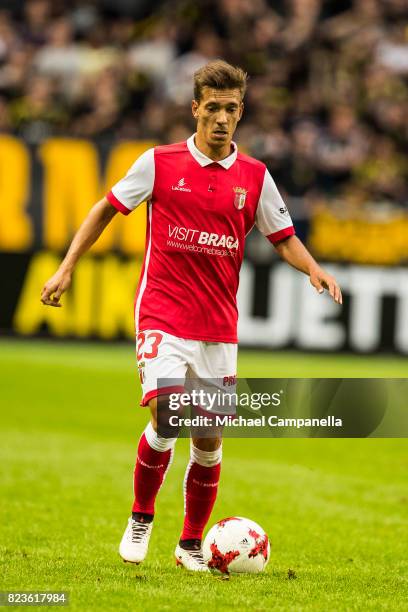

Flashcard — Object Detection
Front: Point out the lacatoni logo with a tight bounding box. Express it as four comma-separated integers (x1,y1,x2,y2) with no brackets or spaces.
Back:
171,177,191,192
169,225,239,249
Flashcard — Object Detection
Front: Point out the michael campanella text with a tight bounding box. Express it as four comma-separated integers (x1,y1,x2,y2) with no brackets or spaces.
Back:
168,415,343,428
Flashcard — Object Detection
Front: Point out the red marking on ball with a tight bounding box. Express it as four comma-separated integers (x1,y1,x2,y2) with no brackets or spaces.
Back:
217,517,241,528
208,541,240,574
248,529,269,560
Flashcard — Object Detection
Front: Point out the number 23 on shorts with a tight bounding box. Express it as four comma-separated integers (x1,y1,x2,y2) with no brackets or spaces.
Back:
137,331,163,361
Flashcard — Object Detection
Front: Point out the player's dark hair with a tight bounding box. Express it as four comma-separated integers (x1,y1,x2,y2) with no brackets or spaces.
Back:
194,60,248,101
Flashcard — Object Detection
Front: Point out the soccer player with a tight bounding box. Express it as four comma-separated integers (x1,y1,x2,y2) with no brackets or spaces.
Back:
41,60,342,572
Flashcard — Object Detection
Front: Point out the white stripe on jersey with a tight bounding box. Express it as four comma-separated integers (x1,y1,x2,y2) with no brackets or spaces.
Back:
135,202,153,332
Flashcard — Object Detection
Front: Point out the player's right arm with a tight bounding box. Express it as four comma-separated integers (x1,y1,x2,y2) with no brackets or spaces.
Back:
41,147,155,307
41,197,117,307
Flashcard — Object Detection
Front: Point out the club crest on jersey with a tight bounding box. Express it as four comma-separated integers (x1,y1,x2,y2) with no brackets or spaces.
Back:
233,186,247,210
138,361,145,384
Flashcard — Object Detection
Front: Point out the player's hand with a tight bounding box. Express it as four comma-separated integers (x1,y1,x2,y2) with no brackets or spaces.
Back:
309,266,342,304
41,268,72,307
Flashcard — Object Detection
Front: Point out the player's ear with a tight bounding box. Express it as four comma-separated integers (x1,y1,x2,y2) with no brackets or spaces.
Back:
238,102,244,121
192,99,199,119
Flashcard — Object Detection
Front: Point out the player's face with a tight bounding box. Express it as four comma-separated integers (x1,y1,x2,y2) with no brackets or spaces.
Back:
192,87,243,148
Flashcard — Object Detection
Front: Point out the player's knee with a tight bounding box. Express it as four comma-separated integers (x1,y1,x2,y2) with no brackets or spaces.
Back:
192,434,222,452
148,398,158,431
148,394,183,438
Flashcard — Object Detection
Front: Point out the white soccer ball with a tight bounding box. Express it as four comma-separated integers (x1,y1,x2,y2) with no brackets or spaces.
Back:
203,516,270,574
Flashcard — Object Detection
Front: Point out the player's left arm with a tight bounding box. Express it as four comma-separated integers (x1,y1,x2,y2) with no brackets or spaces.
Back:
274,235,342,304
255,168,342,305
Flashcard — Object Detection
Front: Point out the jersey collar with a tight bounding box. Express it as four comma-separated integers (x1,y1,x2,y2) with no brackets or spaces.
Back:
187,133,238,169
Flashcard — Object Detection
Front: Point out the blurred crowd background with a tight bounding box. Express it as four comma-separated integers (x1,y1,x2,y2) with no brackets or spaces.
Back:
0,0,407,212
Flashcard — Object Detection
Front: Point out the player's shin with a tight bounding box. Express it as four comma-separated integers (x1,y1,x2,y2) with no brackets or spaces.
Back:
180,441,222,546
132,421,177,520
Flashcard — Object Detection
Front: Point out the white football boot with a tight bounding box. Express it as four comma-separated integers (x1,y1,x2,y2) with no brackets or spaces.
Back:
119,517,153,563
174,544,210,572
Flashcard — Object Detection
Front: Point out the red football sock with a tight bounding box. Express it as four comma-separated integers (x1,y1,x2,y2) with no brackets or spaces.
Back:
181,459,221,541
132,431,173,515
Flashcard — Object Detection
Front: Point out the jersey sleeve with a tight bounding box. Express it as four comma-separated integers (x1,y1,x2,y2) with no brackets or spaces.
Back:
255,168,295,244
106,148,155,215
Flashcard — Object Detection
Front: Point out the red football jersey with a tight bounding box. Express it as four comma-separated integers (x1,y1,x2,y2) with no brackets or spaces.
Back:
107,135,295,343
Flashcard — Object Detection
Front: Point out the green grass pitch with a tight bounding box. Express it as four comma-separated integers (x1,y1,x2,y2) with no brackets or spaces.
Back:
0,339,407,611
